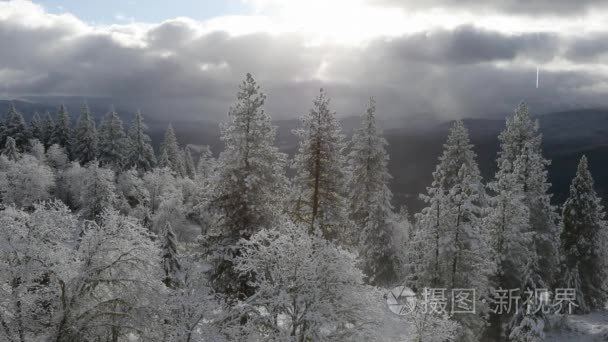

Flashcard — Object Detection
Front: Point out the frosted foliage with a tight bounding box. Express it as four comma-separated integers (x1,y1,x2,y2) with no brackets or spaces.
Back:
290,89,350,242
211,73,287,239
0,203,163,341
0,154,55,207
232,223,379,341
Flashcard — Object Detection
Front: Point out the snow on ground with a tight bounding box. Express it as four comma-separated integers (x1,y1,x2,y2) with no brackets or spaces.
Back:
546,311,608,341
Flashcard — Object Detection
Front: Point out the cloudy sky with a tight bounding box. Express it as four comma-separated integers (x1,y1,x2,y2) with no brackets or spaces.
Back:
2,0,608,122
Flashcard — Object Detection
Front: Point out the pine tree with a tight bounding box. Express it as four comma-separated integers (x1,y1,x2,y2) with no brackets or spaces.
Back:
484,157,537,341
49,104,73,152
486,158,536,290
3,103,30,150
73,103,98,164
30,112,44,143
508,260,548,342
80,161,117,221
410,121,492,341
347,98,398,285
208,74,287,308
159,124,184,176
161,222,181,289
560,156,608,312
291,88,349,241
183,146,195,179
195,146,214,179
125,111,156,172
191,146,216,231
98,107,127,170
210,73,287,239
2,136,19,161
496,102,559,285
411,121,487,287
42,112,54,148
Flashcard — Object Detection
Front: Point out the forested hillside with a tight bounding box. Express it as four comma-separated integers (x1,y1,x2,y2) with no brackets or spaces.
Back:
1,75,607,341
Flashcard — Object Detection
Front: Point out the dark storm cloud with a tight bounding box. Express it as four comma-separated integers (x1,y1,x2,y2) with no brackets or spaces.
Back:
564,33,608,62
0,3,606,123
371,0,607,16
369,26,559,65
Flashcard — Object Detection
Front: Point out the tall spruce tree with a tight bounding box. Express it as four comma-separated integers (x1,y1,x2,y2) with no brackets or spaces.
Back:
208,73,287,306
2,136,19,161
49,104,73,152
73,103,98,164
42,111,54,148
161,222,181,289
183,146,195,179
411,121,488,287
484,157,537,341
125,111,156,172
30,112,44,143
291,88,350,241
347,98,398,285
496,102,559,285
409,121,492,341
560,156,608,312
486,158,536,290
3,103,30,150
159,124,184,177
98,107,127,170
80,161,117,222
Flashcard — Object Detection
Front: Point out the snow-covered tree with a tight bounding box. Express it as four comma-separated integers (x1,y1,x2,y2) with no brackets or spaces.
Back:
116,168,150,211
210,73,287,239
2,136,19,161
141,166,188,236
28,139,46,162
405,298,460,342
484,157,537,341
98,107,127,170
485,158,536,290
164,254,222,342
79,161,117,221
143,167,181,216
559,155,608,313
496,102,559,285
508,261,548,342
57,209,164,341
409,121,492,341
231,222,379,341
291,88,349,241
0,201,79,341
208,74,288,307
2,103,30,150
410,121,488,288
1,203,163,341
73,103,98,164
161,222,181,289
54,161,87,209
183,146,196,179
347,98,398,285
49,104,73,152
159,124,185,176
29,111,44,143
196,146,215,180
45,144,69,170
125,110,156,172
42,111,54,148
0,154,55,207
190,146,217,233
